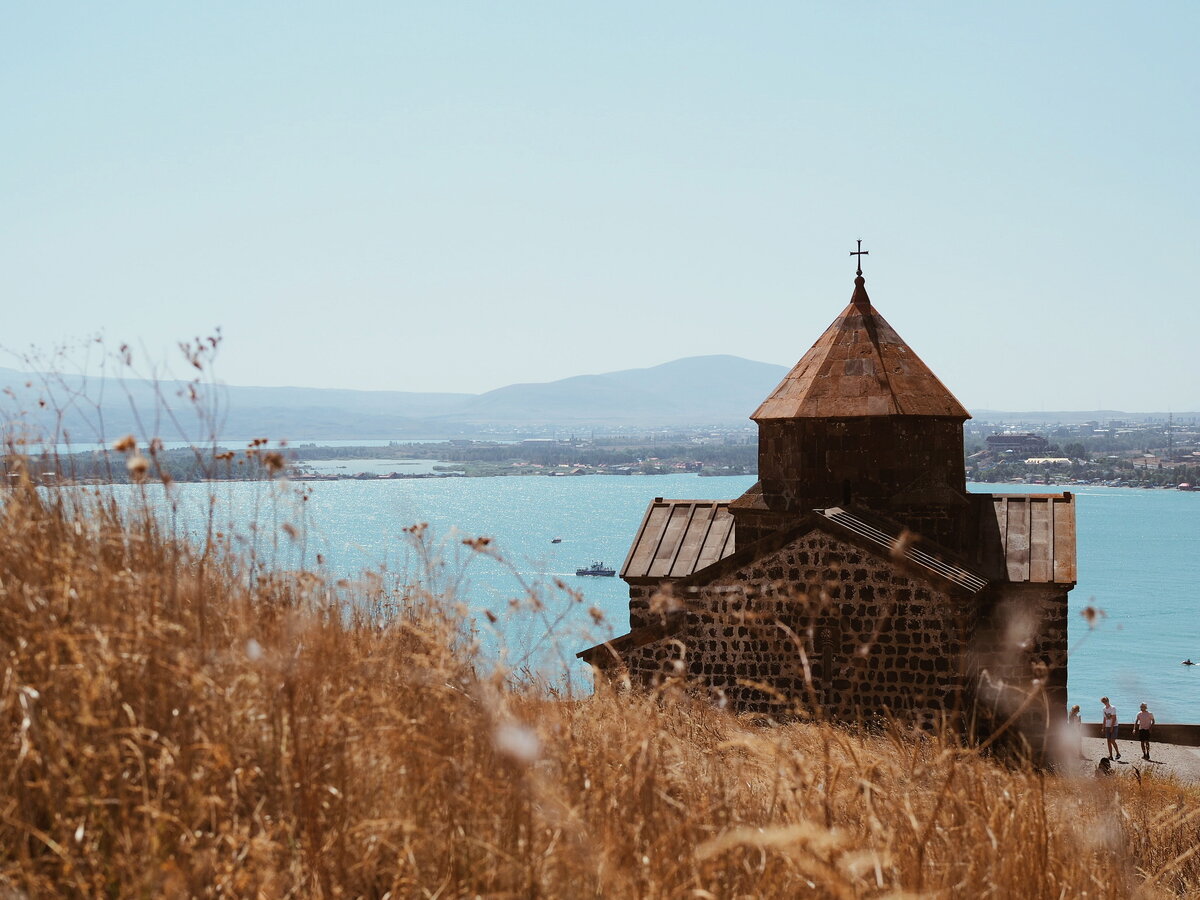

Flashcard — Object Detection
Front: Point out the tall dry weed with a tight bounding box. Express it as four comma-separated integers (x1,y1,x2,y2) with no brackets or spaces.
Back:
1,461,1199,897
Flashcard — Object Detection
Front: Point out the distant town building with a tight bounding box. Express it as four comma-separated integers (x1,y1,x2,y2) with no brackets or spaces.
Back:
580,262,1076,757
987,432,1049,453
1132,454,1165,469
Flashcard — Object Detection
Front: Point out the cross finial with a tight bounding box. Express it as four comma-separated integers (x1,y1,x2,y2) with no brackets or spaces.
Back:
850,239,868,277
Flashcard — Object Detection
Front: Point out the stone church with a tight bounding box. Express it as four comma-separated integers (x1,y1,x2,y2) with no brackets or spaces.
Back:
579,260,1076,747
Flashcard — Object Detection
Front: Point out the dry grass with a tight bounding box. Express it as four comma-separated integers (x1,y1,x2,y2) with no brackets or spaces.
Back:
2,467,1200,898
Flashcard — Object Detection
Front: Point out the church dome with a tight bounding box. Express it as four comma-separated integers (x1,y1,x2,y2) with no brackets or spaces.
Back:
752,274,970,421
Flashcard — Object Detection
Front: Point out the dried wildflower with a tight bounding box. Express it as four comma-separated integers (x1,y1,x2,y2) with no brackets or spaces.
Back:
263,452,285,473
696,823,849,861
890,529,915,562
113,434,136,453
588,606,605,624
281,522,298,541
649,587,683,616
126,454,149,480
493,722,540,765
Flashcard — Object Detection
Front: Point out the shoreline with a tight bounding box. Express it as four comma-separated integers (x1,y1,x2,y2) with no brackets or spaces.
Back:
21,468,1200,488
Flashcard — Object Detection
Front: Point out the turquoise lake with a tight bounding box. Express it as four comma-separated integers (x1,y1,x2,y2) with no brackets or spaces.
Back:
145,475,1200,724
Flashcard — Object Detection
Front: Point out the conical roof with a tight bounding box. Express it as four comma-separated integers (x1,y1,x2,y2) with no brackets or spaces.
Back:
753,275,970,420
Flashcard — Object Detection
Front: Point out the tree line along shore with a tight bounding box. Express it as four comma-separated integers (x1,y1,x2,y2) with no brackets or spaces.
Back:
7,422,1200,486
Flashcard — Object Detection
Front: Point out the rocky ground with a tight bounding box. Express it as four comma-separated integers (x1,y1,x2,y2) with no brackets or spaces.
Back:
1073,735,1200,782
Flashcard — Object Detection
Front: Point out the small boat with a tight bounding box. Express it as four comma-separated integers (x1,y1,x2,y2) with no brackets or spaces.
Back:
551,537,562,544
576,561,615,577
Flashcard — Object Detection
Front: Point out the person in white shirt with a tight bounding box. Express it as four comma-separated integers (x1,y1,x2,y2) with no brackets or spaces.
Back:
1101,697,1120,761
1135,703,1156,760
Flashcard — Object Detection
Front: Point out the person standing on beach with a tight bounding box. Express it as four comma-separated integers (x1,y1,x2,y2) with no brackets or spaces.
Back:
1069,705,1085,758
1135,703,1155,760
1102,697,1120,760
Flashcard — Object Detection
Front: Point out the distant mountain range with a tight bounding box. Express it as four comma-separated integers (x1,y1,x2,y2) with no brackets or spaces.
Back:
0,357,1192,443
0,356,787,442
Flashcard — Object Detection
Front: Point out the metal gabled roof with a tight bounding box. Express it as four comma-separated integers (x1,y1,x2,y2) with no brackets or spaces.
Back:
621,498,735,581
984,493,1077,584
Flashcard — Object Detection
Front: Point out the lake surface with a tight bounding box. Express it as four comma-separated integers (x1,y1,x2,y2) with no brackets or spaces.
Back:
117,475,1200,722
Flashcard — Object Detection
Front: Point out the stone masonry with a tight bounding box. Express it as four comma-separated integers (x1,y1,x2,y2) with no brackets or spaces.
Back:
624,530,968,726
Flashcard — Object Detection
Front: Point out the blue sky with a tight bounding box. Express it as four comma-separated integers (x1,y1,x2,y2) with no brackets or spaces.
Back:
2,3,1197,410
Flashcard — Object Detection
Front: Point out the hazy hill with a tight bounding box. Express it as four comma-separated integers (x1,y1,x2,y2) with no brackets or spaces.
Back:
451,355,789,425
0,366,474,443
0,360,1193,443
0,356,788,441
969,410,1196,425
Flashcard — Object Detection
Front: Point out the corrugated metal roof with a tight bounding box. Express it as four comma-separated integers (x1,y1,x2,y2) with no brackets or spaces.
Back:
618,494,1075,589
753,276,970,421
621,499,736,581
988,493,1077,584
816,507,989,593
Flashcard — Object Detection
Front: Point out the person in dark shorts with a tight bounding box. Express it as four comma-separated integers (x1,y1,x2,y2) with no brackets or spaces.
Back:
1135,703,1156,760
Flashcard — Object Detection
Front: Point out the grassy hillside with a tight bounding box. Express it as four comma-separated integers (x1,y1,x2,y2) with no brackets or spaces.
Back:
2,461,1199,897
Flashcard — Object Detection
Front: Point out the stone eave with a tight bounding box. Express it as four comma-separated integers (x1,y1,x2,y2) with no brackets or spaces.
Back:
577,612,686,665
623,575,676,587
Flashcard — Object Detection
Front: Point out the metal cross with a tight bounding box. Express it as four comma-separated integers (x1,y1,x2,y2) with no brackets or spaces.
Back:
850,239,868,276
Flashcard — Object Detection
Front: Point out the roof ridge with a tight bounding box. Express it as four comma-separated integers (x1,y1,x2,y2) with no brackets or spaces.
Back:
817,507,987,593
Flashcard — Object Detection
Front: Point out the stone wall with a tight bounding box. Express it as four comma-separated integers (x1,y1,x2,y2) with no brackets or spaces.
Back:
966,583,1069,750
621,529,972,728
756,416,967,513
628,585,653,630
